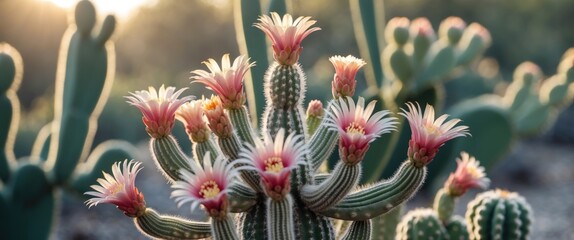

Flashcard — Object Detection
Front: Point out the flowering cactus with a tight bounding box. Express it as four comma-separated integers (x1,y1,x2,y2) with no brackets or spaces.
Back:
85,12,481,239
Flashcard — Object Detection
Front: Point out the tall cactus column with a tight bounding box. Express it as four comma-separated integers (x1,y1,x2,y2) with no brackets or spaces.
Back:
0,43,22,181
46,0,117,183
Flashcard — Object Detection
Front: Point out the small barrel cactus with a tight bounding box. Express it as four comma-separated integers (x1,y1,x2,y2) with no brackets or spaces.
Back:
466,190,532,240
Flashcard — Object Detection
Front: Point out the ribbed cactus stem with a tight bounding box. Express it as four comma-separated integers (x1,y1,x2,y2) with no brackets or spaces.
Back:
262,62,307,137
150,135,193,182
306,114,322,137
434,188,456,223
396,209,448,240
228,183,258,213
308,101,339,171
319,160,426,220
267,195,295,240
135,208,211,240
228,106,257,144
301,162,361,211
212,215,239,240
340,220,371,240
192,138,219,163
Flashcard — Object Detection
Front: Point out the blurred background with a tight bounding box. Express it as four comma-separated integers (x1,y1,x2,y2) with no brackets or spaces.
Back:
1,0,573,239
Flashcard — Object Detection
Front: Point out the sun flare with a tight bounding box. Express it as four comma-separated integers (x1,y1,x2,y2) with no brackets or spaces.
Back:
42,0,156,19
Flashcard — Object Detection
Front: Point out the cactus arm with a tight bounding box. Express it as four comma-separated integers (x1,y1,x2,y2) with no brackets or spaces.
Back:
228,182,258,213
216,133,262,191
135,208,211,240
301,162,361,211
433,188,455,223
239,198,268,240
95,15,116,46
212,216,239,240
0,45,23,182
228,107,258,145
340,220,371,240
319,160,426,221
150,135,194,182
192,138,220,163
69,140,133,195
308,101,338,171
30,122,53,161
313,173,330,184
350,0,385,90
234,0,268,124
267,195,295,240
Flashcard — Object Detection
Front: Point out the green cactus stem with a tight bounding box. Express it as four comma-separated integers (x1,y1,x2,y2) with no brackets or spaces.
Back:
434,188,456,223
370,204,403,239
228,106,258,145
234,0,268,123
308,101,338,171
396,209,448,240
192,138,220,163
0,44,22,182
228,183,258,213
446,216,469,240
135,208,211,240
301,162,361,211
150,135,194,182
46,0,117,184
319,160,426,220
267,195,296,240
466,189,532,240
212,216,239,240
340,220,371,240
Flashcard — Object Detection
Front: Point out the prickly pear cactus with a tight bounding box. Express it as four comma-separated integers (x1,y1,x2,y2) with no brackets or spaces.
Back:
466,190,532,240
0,1,132,239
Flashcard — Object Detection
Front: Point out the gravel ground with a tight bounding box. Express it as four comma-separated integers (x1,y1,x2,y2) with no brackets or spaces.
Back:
54,138,574,239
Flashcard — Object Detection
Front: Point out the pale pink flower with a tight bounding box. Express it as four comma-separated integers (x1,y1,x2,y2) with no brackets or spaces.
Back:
306,100,324,118
327,97,397,165
255,12,321,65
445,152,490,197
176,100,210,143
330,55,366,98
410,17,436,39
400,102,470,167
202,95,233,138
171,152,239,219
85,160,146,218
237,129,306,200
191,54,255,109
126,85,193,138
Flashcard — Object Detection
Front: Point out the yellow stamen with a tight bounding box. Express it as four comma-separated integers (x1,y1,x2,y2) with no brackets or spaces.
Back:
346,122,365,135
203,97,221,111
200,180,221,199
109,183,124,195
265,156,284,173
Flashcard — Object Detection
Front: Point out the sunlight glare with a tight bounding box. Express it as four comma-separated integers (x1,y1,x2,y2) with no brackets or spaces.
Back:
42,0,157,19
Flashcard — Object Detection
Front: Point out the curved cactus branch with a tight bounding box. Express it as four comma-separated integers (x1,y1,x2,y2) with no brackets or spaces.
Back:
301,162,361,211
150,135,194,182
319,161,426,221
135,208,211,240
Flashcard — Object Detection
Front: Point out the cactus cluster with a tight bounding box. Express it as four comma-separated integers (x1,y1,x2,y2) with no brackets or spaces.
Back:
397,153,532,240
84,6,536,239
0,1,131,239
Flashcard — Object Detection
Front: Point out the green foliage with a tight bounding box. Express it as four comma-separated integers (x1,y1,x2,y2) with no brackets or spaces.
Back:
0,1,132,239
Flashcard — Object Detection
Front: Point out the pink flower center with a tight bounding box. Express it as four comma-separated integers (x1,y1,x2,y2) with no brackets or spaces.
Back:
200,180,221,199
109,183,124,196
346,122,365,136
265,156,284,173
423,121,441,136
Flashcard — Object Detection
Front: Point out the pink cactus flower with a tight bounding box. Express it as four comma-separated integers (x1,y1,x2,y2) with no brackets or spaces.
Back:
445,152,490,197
191,54,255,109
176,100,210,143
126,85,193,139
400,102,470,167
327,97,397,165
85,160,146,218
171,153,239,219
306,99,324,118
202,95,233,138
330,55,366,99
255,12,321,65
237,129,306,200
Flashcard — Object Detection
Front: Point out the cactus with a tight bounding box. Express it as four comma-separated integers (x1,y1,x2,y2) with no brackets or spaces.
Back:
85,10,483,239
466,190,532,240
398,153,531,240
0,1,132,239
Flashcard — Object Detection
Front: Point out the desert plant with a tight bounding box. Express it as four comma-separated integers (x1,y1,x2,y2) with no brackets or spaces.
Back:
0,1,132,239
